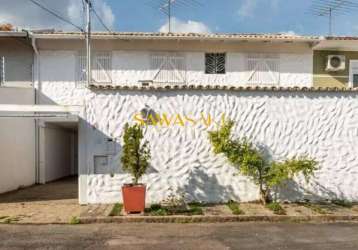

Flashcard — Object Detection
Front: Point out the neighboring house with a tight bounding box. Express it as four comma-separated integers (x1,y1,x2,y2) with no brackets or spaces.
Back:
1,31,358,204
0,31,36,193
313,36,358,88
0,31,33,87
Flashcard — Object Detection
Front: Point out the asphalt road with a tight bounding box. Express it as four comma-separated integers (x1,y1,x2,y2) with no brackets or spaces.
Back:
0,222,357,250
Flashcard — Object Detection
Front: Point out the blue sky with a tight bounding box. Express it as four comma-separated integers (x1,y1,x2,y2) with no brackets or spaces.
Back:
1,0,358,36
107,0,358,35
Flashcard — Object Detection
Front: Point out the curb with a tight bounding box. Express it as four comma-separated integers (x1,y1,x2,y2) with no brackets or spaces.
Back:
79,215,358,224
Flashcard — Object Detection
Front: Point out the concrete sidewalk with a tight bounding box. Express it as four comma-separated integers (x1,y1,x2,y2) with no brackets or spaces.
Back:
0,177,82,224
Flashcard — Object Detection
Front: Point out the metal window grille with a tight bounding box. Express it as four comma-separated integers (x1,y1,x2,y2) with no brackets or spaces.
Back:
93,52,112,83
0,56,5,85
205,53,226,74
246,53,280,85
151,52,186,84
76,51,112,87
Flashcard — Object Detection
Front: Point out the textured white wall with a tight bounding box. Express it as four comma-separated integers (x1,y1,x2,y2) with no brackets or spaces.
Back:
0,88,36,193
81,90,358,204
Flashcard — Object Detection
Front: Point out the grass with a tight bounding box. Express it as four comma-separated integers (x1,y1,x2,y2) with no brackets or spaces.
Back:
69,216,81,225
331,199,353,208
109,203,123,216
227,201,244,215
266,202,286,215
145,203,204,216
188,203,204,215
302,203,330,215
1,216,20,224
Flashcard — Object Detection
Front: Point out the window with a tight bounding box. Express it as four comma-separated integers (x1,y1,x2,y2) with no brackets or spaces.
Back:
246,53,280,85
205,53,226,74
76,51,112,87
151,52,186,84
0,56,5,86
353,74,358,88
349,60,358,88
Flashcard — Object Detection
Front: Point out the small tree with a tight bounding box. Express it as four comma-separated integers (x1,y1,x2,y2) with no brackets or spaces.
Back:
121,123,151,185
208,120,318,204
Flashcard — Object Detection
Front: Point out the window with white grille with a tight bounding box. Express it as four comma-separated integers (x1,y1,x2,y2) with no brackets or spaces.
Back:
151,52,186,84
0,56,5,86
205,53,226,74
76,51,112,87
246,53,280,85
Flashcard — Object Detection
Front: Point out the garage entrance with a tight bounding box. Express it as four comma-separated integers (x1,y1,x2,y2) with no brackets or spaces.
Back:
39,120,78,184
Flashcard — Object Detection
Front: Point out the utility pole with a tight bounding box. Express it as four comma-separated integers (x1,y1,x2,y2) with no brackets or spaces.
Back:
329,7,332,36
168,0,171,33
84,0,92,87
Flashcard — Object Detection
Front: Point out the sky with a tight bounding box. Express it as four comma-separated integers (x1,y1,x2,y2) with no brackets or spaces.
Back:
1,0,358,36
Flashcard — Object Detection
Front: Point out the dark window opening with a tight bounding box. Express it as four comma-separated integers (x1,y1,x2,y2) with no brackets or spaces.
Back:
353,74,358,88
205,53,226,74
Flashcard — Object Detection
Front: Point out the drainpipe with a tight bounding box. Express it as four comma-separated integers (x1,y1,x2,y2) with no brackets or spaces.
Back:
29,32,41,184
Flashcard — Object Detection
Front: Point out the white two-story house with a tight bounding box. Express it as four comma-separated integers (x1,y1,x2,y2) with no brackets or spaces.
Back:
2,31,358,204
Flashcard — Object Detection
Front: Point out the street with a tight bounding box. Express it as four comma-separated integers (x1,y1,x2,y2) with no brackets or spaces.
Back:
0,222,357,250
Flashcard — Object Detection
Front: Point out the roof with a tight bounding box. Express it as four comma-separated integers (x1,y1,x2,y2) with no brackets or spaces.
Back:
89,84,358,92
326,36,358,41
0,31,28,38
31,31,320,43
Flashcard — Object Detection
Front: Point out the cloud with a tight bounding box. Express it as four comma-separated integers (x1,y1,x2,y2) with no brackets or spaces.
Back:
238,0,280,19
0,0,115,31
159,17,211,33
280,30,297,36
238,0,258,18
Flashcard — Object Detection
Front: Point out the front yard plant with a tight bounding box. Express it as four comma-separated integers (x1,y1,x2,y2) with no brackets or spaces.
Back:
109,203,123,216
208,120,319,205
227,200,244,215
121,123,151,214
266,202,286,215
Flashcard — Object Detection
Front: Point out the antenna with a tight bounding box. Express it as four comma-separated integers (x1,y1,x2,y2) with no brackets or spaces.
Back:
147,0,203,33
308,0,358,35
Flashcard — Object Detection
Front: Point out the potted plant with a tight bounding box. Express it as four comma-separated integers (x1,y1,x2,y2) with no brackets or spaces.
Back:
121,123,151,214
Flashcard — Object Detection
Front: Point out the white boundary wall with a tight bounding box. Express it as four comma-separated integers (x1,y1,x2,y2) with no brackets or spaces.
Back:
0,88,36,193
78,90,358,204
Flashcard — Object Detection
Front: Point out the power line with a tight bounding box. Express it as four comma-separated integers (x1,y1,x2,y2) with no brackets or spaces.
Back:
307,0,358,35
28,0,84,32
92,8,112,32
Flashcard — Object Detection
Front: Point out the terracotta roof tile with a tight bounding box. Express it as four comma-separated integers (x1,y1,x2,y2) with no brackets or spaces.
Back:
88,84,358,92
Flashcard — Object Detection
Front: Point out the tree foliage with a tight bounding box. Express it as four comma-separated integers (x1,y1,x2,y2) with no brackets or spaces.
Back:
121,123,151,185
208,120,319,204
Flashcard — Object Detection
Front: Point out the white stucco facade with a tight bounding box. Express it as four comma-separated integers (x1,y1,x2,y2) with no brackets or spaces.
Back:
33,45,358,204
37,49,313,102
74,90,358,204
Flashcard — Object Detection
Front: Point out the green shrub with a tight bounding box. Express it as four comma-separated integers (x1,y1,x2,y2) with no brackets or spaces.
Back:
109,203,123,216
121,123,151,185
266,202,286,215
208,120,319,204
227,200,244,215
188,203,204,215
69,216,80,225
150,204,162,211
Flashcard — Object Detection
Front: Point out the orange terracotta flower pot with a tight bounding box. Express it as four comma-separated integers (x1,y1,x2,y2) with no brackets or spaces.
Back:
122,184,146,214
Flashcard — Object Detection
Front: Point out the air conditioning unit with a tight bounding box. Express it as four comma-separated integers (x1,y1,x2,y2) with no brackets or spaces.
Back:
326,55,346,72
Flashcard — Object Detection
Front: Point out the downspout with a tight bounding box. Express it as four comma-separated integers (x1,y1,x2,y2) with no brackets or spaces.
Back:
29,32,41,184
